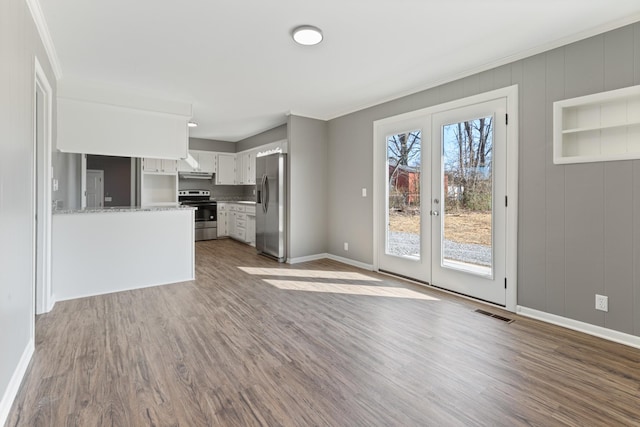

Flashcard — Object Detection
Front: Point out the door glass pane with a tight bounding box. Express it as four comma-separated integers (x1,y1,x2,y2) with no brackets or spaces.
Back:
386,130,421,259
441,117,493,276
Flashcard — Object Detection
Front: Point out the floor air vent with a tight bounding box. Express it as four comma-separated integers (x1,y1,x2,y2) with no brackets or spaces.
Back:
475,309,514,323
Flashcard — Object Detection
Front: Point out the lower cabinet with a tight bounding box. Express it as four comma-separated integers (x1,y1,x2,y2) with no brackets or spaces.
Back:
222,203,256,244
217,204,228,238
246,206,256,246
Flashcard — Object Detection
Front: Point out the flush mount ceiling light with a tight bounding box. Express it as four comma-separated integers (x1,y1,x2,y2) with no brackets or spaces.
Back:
292,25,323,46
187,121,198,128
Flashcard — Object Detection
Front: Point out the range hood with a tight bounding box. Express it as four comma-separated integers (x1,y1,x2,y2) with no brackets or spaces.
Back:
178,171,213,180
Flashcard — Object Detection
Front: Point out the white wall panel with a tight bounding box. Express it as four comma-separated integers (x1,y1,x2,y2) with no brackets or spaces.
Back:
57,97,189,159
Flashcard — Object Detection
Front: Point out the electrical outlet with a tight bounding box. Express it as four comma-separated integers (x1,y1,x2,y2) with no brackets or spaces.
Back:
361,188,367,197
595,294,608,312
344,242,349,251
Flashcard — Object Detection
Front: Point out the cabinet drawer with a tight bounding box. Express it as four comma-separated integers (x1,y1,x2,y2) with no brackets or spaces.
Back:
236,228,246,241
236,219,246,228
236,213,247,221
245,206,256,214
217,204,227,211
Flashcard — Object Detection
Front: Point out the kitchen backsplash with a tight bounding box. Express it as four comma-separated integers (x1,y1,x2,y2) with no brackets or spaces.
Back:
179,178,255,201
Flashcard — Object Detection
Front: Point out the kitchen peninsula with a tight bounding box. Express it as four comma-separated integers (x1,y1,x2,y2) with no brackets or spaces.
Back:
52,206,194,301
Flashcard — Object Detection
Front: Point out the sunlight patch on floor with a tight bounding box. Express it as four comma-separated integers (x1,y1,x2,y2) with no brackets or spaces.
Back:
263,279,439,300
238,267,381,281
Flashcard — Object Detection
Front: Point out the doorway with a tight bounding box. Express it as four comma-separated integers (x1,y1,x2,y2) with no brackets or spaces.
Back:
34,59,53,315
374,86,518,311
86,170,104,208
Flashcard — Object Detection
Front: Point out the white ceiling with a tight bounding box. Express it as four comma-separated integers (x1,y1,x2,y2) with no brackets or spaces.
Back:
40,0,640,142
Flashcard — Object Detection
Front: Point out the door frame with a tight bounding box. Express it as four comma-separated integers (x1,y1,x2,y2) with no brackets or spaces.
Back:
373,85,518,312
86,169,105,208
33,57,54,315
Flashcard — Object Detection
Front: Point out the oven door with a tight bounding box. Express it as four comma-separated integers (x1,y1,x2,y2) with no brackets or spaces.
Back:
193,203,217,222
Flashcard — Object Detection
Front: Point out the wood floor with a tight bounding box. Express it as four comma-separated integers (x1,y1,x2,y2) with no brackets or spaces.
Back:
7,239,640,426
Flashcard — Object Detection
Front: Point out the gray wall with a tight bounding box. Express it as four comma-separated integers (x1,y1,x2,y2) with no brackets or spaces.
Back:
87,155,131,207
52,151,81,209
0,0,57,416
236,124,287,152
189,137,235,153
327,22,640,336
288,116,328,259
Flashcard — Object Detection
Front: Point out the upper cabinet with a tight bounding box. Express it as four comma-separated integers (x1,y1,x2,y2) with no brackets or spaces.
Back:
140,158,178,206
554,85,640,164
216,153,236,185
57,79,191,159
178,150,217,173
236,150,256,185
142,158,178,174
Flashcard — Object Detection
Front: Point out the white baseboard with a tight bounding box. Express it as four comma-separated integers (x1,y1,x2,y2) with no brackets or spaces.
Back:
517,306,640,350
287,253,328,264
0,339,34,426
326,254,374,271
287,253,374,271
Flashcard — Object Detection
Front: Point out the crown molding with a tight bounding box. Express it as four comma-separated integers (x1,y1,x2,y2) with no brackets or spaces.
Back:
25,0,63,80
325,14,640,121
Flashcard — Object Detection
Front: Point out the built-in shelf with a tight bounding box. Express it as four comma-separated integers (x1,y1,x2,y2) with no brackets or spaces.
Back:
553,85,640,164
141,173,178,206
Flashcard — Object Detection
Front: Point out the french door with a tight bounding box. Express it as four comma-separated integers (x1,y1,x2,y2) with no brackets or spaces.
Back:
376,116,431,283
430,98,507,305
374,87,517,308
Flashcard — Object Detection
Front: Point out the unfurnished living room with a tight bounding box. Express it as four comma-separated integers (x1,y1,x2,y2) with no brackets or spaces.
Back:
3,1,640,426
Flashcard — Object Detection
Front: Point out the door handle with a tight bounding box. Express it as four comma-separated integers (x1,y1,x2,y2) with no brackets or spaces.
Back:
430,211,439,216
264,176,270,213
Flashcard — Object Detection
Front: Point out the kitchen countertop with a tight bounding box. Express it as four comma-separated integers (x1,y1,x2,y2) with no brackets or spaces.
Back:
216,200,256,205
54,205,195,215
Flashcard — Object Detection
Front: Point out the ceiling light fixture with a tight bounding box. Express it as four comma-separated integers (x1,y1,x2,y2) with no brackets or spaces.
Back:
187,121,198,128
292,25,323,46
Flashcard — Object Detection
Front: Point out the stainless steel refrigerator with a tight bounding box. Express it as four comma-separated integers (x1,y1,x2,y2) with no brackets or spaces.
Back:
256,153,286,262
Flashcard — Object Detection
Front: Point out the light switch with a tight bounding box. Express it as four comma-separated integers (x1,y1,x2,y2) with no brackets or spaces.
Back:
361,188,367,197
52,178,59,191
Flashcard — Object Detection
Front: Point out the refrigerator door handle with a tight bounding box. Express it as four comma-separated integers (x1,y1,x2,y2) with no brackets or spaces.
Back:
258,174,265,205
264,176,269,213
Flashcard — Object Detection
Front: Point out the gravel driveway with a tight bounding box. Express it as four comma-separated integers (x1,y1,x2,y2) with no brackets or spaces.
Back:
387,231,491,267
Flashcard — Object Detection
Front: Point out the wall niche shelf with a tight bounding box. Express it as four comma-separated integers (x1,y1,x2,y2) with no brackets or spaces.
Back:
553,85,640,164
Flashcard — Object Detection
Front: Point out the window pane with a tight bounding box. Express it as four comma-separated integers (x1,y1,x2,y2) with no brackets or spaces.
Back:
441,117,493,275
386,130,421,259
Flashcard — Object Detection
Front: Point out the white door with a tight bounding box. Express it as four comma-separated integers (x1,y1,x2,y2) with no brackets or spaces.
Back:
431,97,508,305
86,169,104,208
374,86,517,309
376,116,431,283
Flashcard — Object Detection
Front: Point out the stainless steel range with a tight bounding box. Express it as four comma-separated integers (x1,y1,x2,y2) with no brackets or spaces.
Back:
178,190,217,241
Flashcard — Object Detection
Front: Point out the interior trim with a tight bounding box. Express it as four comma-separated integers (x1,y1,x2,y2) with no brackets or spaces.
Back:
324,13,640,121
0,340,34,426
517,306,640,350
24,0,63,80
326,254,374,271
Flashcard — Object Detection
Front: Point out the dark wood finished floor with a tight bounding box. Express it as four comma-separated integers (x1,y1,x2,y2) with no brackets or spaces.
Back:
7,239,640,426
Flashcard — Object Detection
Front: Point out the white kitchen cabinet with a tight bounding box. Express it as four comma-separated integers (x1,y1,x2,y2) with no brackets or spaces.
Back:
236,153,245,184
140,173,178,206
246,205,256,246
142,158,178,173
224,203,256,244
198,151,216,173
216,153,236,185
217,203,229,237
179,150,217,173
236,150,256,185
140,158,178,206
228,210,237,238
